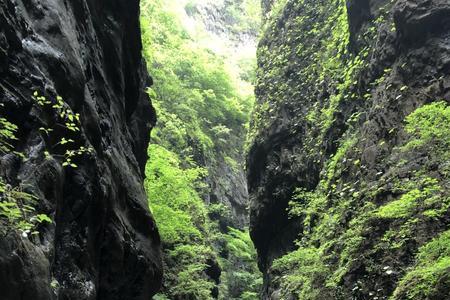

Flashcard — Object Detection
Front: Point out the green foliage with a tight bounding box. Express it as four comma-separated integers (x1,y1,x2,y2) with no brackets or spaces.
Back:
152,294,170,300
325,135,357,187
392,230,450,300
145,144,208,244
32,92,93,168
219,228,262,300
226,0,262,34
0,182,51,236
272,98,450,299
0,115,17,155
0,109,52,237
168,245,217,299
186,0,261,35
241,291,260,300
249,0,449,297
403,101,450,160
376,177,441,219
145,144,262,299
223,228,256,263
249,0,360,145
208,203,232,220
145,144,218,299
272,247,330,300
141,0,253,165
266,0,288,22
141,0,261,298
289,188,327,235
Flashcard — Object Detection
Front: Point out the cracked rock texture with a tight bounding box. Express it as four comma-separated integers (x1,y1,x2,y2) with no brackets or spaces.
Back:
0,0,162,299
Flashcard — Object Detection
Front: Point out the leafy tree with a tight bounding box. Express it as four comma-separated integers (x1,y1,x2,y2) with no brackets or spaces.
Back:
219,228,262,299
141,0,261,298
145,144,208,245
145,144,218,299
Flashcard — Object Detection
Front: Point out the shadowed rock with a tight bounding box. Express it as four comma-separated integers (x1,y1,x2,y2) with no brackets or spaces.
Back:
0,0,162,299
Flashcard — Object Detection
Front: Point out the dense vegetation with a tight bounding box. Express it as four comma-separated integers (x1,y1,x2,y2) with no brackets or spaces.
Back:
274,101,450,299
140,0,261,298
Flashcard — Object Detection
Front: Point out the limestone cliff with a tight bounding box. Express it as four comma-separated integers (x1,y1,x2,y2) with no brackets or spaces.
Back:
248,0,450,298
0,0,162,299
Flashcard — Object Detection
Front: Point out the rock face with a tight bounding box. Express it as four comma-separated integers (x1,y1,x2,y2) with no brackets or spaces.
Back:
0,0,162,299
207,160,250,229
186,0,255,44
248,0,450,298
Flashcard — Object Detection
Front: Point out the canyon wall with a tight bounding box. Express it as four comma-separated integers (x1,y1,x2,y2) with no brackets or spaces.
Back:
248,0,450,298
0,0,162,299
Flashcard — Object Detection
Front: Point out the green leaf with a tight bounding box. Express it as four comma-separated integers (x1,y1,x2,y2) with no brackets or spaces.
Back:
36,214,52,224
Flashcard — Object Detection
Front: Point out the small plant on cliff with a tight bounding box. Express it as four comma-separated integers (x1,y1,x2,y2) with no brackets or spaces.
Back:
272,247,330,300
0,113,17,155
0,183,51,236
0,113,51,237
33,91,93,168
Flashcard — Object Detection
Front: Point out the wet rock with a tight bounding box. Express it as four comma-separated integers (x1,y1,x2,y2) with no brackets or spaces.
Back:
394,0,450,44
0,0,162,299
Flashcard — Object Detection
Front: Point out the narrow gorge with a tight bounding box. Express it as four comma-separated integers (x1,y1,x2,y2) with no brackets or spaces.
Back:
0,0,449,300
140,0,262,298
